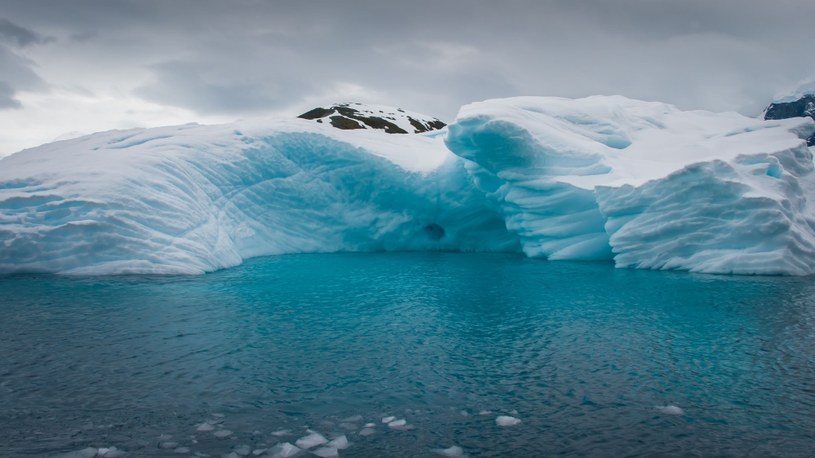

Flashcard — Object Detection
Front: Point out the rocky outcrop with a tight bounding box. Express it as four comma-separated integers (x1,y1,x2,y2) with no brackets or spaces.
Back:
298,103,446,134
764,94,815,146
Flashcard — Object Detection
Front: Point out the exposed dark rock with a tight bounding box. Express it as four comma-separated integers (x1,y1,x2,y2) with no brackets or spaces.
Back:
297,103,446,134
329,115,364,130
764,94,815,146
298,107,335,120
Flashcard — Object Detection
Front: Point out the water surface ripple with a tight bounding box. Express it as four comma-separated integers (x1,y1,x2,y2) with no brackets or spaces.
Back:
1,253,814,457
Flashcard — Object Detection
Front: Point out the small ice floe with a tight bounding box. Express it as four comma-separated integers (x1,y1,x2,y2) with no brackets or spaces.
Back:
432,445,465,457
312,447,339,458
196,423,216,432
160,441,179,449
101,447,129,458
459,410,470,417
358,428,375,437
363,423,375,428
657,405,685,416
213,429,233,439
387,419,407,429
478,410,492,416
252,449,267,456
328,435,349,450
55,448,98,458
98,447,127,458
174,446,190,454
295,431,328,449
339,422,357,431
233,445,251,456
267,442,301,458
381,416,396,424
271,429,292,437
252,430,263,437
495,415,522,427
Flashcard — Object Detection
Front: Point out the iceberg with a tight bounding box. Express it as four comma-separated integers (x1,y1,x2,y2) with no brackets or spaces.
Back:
446,96,815,275
0,115,517,275
1,97,814,276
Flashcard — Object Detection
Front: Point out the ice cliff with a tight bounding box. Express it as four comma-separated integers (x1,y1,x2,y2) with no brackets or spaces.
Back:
1,98,814,275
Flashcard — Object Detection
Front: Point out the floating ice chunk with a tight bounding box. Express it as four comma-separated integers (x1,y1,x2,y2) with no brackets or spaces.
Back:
459,410,469,417
387,419,407,428
495,415,521,426
196,423,216,432
657,405,685,416
97,448,110,456
432,445,465,457
234,445,251,456
267,442,301,458
213,429,233,438
160,441,179,449
327,435,349,450
295,431,327,449
478,410,492,416
381,416,396,423
55,448,98,458
363,423,375,428
358,428,375,437
338,422,357,431
103,449,127,458
312,447,339,458
271,429,292,437
159,434,173,441
252,449,267,456
174,446,190,454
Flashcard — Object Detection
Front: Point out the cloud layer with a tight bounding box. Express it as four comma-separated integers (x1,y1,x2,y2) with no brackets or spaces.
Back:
1,0,814,155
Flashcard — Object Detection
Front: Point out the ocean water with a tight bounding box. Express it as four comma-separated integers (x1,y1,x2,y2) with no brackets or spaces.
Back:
2,253,815,457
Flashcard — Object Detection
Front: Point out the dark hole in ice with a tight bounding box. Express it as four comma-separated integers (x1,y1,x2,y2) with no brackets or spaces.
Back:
424,223,445,241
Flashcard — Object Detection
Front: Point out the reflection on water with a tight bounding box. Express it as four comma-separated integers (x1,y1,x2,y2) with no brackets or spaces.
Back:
1,253,814,457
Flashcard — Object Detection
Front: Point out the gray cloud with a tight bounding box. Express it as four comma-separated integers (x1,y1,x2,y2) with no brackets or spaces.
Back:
0,18,53,47
0,81,22,109
0,44,46,110
1,0,814,120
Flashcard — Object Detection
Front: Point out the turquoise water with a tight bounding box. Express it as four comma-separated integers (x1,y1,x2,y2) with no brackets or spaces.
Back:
2,253,815,457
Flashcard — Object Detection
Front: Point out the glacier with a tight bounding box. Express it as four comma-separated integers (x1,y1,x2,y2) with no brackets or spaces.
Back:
1,97,814,275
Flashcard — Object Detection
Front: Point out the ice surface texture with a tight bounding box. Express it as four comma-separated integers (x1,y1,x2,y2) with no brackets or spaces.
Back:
446,96,815,275
2,97,814,275
0,118,516,275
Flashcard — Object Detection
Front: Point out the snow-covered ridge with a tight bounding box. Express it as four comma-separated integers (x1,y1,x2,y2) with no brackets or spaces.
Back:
298,103,446,134
2,96,815,275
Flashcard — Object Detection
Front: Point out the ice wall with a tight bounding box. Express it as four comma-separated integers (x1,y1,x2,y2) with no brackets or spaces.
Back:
446,96,815,274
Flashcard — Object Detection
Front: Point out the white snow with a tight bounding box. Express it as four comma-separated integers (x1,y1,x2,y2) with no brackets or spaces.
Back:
305,102,446,135
2,96,815,276
773,76,815,104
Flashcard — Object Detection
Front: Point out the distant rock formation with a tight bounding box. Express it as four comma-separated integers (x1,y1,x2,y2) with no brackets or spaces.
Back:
764,94,815,146
298,103,446,134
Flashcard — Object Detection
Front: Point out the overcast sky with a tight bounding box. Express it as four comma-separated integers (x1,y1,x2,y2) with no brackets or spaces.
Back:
1,0,813,156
